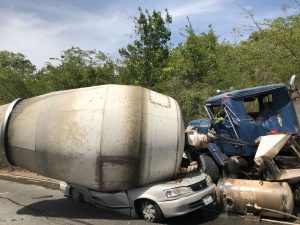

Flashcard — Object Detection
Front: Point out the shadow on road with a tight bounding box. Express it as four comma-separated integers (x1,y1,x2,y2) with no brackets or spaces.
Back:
165,207,222,225
15,197,289,225
17,196,223,224
17,198,131,221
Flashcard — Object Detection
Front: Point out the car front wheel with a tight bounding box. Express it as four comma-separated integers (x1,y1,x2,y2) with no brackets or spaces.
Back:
139,200,164,223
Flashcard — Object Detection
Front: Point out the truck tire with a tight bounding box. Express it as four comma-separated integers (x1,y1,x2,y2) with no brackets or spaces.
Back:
198,154,220,183
70,188,84,203
139,200,164,223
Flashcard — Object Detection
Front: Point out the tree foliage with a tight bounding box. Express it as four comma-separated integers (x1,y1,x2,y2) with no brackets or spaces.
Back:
1,7,300,122
119,7,172,87
26,47,117,96
0,51,33,104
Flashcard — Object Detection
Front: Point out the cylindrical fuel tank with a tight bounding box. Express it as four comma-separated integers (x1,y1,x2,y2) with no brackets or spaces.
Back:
0,85,184,191
217,179,294,218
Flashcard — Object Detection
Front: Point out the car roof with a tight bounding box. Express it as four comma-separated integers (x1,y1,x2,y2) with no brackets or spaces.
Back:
205,83,286,105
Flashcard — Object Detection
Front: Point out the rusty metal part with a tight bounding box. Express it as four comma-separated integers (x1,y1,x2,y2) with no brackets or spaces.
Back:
277,169,300,183
287,138,300,160
246,203,300,220
262,218,300,225
227,156,251,174
291,88,300,133
187,161,198,172
0,85,185,191
185,129,209,149
216,179,294,218
263,159,281,180
255,134,291,166
254,134,300,182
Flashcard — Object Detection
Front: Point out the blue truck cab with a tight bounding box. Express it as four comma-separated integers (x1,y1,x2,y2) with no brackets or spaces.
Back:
186,83,299,182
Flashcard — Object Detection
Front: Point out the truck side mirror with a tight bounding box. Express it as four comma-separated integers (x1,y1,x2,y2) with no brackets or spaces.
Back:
290,74,296,90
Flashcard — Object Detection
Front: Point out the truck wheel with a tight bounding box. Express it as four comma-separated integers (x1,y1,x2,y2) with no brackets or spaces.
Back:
198,154,220,183
70,188,84,203
139,200,164,223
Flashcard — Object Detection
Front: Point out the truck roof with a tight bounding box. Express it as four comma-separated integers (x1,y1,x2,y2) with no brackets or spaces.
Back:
205,83,286,105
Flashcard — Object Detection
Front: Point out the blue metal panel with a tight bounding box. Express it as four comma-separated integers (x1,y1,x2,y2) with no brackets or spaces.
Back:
206,84,286,105
201,84,297,156
207,143,227,166
188,118,211,134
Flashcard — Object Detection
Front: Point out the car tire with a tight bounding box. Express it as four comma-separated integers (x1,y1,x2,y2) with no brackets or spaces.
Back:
198,154,220,183
139,200,164,223
70,188,84,203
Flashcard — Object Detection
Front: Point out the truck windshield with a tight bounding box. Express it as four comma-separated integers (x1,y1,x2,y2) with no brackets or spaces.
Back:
209,106,226,119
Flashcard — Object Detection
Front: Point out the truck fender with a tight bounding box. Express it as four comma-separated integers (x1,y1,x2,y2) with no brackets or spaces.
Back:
207,143,227,167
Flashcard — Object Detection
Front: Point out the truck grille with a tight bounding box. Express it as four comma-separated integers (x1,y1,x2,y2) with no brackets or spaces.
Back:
189,180,207,192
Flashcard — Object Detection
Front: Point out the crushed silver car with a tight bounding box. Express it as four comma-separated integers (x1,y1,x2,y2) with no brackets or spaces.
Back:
60,172,215,223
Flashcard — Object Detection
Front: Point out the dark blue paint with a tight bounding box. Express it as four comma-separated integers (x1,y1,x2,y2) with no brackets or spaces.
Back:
189,83,298,157
206,84,286,105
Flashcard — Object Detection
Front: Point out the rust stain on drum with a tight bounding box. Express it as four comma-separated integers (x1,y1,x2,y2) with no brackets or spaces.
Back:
149,91,171,108
95,86,142,190
137,88,148,185
96,155,138,190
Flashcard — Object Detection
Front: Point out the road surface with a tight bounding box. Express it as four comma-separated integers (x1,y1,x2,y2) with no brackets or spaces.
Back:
0,179,290,225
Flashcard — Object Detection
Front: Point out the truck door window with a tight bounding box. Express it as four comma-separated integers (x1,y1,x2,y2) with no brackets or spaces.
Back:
263,94,272,105
244,97,259,119
257,94,273,121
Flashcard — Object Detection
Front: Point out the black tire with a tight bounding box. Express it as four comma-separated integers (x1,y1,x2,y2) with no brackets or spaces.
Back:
198,154,220,183
70,188,84,203
139,200,164,223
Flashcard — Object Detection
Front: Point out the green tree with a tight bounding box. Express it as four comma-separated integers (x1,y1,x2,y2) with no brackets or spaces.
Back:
0,51,34,104
119,7,172,87
27,47,117,95
161,24,219,121
0,51,36,78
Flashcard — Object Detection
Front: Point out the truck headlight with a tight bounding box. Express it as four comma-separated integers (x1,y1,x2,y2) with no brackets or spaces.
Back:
164,187,192,198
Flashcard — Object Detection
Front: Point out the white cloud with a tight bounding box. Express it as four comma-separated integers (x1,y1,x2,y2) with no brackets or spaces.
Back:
0,0,293,68
169,0,224,19
0,5,133,68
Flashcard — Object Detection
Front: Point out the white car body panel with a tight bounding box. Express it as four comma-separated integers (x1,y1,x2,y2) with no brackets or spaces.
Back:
60,172,216,219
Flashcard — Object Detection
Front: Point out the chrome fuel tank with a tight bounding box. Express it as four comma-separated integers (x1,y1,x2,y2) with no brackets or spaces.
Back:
0,85,184,191
217,179,294,218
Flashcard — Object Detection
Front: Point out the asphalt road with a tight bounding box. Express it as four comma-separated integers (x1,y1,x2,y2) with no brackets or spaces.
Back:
0,179,289,225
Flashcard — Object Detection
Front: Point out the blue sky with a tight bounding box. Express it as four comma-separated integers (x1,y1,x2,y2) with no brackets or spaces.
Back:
0,0,297,68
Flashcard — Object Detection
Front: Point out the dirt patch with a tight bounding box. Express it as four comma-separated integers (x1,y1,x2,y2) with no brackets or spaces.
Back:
0,166,60,189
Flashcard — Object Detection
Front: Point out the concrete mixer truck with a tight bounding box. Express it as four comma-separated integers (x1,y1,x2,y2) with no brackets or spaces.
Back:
0,85,215,222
